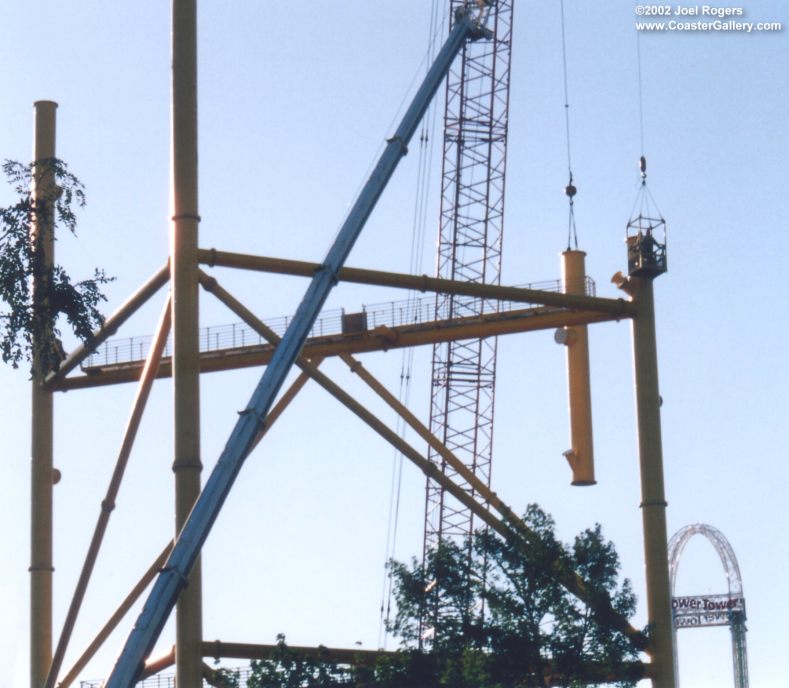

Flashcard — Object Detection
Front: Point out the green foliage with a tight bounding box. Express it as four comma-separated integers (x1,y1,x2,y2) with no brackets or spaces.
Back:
0,158,112,372
387,505,640,687
211,666,242,688
212,507,641,687
246,635,354,688
387,539,485,656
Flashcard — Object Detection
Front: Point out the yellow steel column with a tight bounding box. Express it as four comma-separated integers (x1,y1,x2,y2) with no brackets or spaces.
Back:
171,0,203,685
558,250,596,485
631,276,676,688
30,100,57,688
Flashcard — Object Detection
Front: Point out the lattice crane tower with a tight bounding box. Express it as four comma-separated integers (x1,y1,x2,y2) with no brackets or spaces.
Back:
424,0,513,553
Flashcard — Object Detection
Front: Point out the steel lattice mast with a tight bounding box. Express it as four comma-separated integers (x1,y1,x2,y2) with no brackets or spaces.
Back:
424,0,513,555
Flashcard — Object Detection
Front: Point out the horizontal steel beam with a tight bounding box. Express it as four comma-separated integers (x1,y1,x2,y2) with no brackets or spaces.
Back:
139,647,175,681
198,248,635,317
199,641,649,685
202,640,393,668
52,305,626,391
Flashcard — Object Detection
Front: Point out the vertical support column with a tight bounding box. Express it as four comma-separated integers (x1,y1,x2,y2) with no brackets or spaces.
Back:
171,0,203,685
730,612,749,688
631,277,676,688
30,100,57,688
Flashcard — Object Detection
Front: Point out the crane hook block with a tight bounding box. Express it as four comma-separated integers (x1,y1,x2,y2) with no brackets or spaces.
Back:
565,183,577,198
639,156,647,176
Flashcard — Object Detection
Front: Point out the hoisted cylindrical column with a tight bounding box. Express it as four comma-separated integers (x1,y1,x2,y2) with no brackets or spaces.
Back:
170,0,203,685
30,100,58,688
557,249,595,485
630,276,676,688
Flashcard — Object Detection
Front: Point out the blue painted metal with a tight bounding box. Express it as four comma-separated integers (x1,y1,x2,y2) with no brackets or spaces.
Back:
104,7,489,687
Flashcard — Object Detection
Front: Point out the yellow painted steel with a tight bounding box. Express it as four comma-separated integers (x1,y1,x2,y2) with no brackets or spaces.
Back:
30,100,57,688
250,363,321,452
43,263,169,387
558,250,596,485
44,298,172,688
58,544,173,688
22,14,674,687
53,305,627,392
138,647,176,681
170,0,202,684
203,641,397,669
627,275,677,687
341,353,643,645
198,272,645,648
54,352,306,686
199,641,647,685
197,248,636,317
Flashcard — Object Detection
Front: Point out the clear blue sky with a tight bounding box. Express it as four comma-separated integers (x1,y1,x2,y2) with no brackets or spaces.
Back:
1,2,787,687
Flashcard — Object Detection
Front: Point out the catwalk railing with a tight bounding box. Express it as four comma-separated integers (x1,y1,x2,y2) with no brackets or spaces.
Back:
82,277,595,370
80,667,256,688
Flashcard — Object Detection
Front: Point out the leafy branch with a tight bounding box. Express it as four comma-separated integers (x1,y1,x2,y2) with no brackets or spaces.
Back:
209,506,644,687
0,158,113,373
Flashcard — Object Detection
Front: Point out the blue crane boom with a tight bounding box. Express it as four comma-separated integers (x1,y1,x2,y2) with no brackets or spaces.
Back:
104,6,491,687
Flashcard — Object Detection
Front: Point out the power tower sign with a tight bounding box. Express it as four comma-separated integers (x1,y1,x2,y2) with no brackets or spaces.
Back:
668,524,749,688
672,594,746,628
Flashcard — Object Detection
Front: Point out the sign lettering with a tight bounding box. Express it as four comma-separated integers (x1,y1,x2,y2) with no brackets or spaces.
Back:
671,594,745,628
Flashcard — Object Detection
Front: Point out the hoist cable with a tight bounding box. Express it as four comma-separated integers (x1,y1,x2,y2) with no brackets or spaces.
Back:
628,173,664,224
636,31,646,160
377,365,409,649
560,0,579,250
378,0,443,650
630,30,665,225
560,0,573,176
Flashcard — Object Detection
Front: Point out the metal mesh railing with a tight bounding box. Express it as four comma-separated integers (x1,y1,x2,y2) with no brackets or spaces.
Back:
80,662,359,688
82,277,594,370
80,667,253,688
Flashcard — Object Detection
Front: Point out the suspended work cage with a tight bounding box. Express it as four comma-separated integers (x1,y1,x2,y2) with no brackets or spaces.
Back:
626,156,667,279
626,213,667,278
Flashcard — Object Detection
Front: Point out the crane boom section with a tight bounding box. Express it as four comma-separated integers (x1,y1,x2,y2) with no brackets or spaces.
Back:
425,0,512,552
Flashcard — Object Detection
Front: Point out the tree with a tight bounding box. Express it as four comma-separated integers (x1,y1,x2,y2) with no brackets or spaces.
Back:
386,505,641,687
208,507,641,687
0,158,112,373
245,635,355,688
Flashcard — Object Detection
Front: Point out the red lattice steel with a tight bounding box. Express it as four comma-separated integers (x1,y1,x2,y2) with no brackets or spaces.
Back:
424,0,513,557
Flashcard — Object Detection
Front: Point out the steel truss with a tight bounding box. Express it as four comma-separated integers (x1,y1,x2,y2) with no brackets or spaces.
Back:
424,0,513,554
668,524,749,688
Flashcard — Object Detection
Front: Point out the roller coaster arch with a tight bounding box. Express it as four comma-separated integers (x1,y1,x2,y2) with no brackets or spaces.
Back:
668,524,748,688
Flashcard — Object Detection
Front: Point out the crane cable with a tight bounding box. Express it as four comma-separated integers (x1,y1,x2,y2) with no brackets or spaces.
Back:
377,0,444,650
629,30,664,224
637,30,646,164
560,0,579,250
